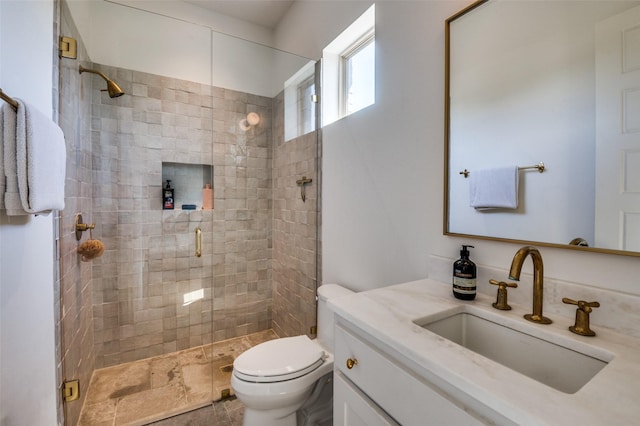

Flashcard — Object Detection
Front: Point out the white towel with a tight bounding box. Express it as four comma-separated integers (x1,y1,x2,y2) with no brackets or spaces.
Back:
2,101,26,215
14,99,66,214
469,166,519,209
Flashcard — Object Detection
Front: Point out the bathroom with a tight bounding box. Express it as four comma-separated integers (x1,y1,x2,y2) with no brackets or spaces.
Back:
1,0,640,425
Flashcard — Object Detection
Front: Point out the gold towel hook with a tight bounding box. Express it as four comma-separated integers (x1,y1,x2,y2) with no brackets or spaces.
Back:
75,213,96,241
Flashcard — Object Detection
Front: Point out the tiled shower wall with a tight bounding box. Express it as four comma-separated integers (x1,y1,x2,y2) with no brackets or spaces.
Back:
272,92,319,338
57,3,96,424
88,64,275,368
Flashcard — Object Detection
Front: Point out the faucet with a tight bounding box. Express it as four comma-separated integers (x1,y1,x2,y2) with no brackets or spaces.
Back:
508,246,552,324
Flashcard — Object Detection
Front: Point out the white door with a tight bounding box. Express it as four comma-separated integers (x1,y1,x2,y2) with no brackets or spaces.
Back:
595,5,640,251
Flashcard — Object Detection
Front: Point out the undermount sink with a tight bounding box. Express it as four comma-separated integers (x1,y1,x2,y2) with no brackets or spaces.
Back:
414,307,612,394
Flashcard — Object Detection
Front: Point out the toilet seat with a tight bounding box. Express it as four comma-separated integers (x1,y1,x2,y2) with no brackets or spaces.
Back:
234,335,326,383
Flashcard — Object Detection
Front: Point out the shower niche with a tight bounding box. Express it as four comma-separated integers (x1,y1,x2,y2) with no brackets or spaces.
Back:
161,162,213,210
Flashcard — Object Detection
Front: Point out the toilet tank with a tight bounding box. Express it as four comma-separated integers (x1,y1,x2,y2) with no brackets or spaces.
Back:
316,284,354,352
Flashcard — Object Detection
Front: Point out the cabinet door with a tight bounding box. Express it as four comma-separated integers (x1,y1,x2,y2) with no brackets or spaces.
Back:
335,324,488,425
334,371,399,426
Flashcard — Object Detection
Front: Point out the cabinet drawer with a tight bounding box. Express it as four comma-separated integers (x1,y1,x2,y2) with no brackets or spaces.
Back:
335,323,483,426
334,371,399,426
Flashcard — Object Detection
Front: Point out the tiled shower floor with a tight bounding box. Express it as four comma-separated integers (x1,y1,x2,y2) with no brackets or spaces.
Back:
78,330,278,426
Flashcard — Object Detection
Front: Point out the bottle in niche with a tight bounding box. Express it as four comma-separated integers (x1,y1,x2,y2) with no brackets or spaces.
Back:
453,245,476,300
163,180,174,210
202,183,213,210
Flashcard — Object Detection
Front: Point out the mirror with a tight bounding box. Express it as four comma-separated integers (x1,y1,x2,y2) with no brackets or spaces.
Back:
445,0,640,256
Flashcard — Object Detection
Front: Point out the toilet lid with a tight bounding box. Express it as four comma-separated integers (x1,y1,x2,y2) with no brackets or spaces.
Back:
233,335,326,383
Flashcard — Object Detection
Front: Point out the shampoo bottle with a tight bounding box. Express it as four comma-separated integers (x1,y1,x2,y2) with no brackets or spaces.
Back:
163,180,174,210
453,245,476,300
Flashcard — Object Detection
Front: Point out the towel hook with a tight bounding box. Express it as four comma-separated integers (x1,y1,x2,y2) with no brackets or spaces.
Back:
75,213,96,241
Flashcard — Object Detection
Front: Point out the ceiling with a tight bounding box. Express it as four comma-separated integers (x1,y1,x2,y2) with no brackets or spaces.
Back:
182,0,295,29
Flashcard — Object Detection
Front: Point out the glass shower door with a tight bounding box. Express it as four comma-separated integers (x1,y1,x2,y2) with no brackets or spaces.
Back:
58,1,216,424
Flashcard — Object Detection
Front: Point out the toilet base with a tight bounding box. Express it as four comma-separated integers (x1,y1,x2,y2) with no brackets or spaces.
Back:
243,406,297,426
239,372,334,426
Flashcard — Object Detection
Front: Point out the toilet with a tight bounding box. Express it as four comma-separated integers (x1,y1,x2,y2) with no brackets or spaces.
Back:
231,284,354,426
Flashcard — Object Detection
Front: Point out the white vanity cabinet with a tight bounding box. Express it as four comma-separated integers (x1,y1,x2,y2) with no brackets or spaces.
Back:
333,322,484,426
334,371,398,426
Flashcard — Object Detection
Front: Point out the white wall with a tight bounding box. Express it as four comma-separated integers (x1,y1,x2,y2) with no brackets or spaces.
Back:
65,0,311,98
275,0,640,297
0,1,58,425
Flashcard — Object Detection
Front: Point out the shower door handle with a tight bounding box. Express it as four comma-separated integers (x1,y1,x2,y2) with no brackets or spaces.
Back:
195,227,202,257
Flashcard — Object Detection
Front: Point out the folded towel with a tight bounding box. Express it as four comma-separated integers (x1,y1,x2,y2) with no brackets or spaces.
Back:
2,101,26,215
469,166,519,209
14,99,66,214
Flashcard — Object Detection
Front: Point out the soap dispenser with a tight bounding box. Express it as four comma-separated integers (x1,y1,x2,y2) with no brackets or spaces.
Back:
453,245,476,300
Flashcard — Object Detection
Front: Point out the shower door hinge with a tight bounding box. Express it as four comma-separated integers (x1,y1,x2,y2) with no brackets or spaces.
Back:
63,380,80,402
311,94,318,103
59,36,77,59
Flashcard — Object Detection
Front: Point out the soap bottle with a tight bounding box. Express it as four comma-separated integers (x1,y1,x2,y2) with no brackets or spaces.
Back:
163,180,174,210
452,245,476,300
202,183,213,210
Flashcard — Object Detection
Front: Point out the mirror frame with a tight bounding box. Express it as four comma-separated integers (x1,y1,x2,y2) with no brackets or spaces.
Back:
443,0,640,258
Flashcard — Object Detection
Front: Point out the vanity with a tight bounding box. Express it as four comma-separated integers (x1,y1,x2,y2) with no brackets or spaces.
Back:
327,1,640,423
329,279,640,425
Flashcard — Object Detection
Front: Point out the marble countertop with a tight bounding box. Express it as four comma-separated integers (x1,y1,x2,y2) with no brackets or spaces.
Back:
329,279,640,425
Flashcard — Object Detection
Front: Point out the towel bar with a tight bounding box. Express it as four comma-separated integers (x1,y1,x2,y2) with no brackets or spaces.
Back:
0,88,18,111
460,162,545,178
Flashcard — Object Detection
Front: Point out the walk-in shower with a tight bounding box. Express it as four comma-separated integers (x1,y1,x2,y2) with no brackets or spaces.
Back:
57,0,320,424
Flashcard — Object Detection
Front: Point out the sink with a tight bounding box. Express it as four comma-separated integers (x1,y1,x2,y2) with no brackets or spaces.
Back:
414,308,612,394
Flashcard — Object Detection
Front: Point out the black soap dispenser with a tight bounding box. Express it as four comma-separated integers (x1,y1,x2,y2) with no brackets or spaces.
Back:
163,180,174,210
453,245,476,300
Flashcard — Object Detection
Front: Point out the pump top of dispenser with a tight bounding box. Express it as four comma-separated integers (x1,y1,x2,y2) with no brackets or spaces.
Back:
460,245,474,258
165,180,172,189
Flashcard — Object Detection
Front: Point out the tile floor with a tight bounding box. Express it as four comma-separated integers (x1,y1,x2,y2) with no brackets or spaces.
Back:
147,398,244,426
78,330,278,426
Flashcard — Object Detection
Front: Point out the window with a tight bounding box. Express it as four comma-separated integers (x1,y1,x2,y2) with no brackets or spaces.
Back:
342,33,375,116
322,5,375,126
284,60,317,141
297,74,316,135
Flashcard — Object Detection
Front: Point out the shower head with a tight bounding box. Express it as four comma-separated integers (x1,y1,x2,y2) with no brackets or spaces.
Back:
79,65,125,98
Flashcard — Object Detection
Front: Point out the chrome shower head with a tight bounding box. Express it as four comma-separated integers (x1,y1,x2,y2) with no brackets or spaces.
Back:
79,65,125,98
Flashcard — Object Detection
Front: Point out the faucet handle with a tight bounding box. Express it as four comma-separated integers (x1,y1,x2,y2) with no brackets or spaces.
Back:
489,279,518,310
562,298,600,336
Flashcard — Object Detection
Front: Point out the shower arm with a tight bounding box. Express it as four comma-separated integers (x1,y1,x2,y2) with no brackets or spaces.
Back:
79,65,110,83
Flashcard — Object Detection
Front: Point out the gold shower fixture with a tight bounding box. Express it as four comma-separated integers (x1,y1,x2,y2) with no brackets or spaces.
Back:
79,65,125,98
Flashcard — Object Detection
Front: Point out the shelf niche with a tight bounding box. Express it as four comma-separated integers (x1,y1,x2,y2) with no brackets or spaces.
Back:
161,162,213,210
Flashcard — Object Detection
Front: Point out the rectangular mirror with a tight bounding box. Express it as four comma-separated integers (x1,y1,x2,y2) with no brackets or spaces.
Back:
445,0,640,257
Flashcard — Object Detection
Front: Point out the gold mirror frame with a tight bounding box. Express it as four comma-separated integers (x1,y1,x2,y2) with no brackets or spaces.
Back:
443,0,640,258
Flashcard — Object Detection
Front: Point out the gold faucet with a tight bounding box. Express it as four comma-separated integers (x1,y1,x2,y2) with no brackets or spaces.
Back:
508,246,552,324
